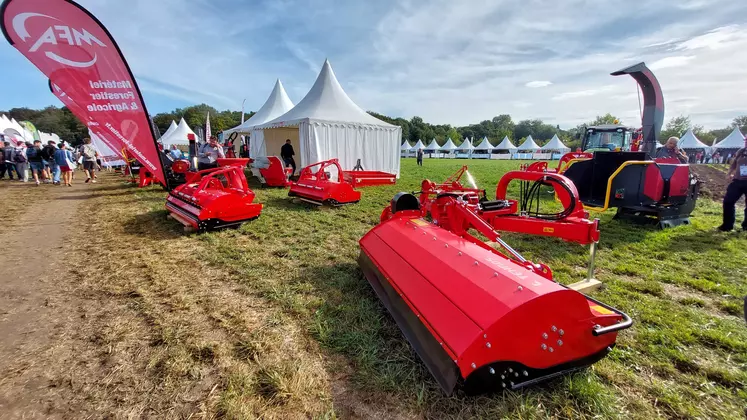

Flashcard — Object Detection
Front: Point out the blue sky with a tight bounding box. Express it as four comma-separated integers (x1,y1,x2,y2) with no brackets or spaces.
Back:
0,0,745,129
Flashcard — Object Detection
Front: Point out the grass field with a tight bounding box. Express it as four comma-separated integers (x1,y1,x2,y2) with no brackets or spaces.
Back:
43,159,747,418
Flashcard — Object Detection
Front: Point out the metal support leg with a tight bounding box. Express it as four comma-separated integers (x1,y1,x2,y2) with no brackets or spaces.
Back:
587,241,598,281
568,241,603,293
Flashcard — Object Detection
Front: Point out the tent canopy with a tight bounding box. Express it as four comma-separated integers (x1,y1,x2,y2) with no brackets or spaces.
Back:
517,135,540,151
456,138,473,151
440,138,457,151
474,137,493,150
678,129,708,149
714,127,745,149
425,138,438,150
160,120,177,140
401,141,412,151
412,139,425,150
495,136,517,150
543,134,569,151
252,59,400,176
160,118,197,147
224,79,294,136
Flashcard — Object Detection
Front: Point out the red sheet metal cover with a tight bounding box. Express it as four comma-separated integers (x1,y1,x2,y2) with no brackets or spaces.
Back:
643,164,665,201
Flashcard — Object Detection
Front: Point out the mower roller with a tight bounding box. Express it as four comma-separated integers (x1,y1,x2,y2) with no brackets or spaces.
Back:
359,192,631,395
288,159,361,206
165,163,262,232
342,159,397,187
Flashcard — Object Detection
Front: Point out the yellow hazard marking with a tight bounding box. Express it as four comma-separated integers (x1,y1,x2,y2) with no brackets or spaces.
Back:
543,227,555,233
591,305,614,315
411,219,429,227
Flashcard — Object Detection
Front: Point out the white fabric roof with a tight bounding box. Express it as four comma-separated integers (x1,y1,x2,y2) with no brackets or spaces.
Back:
714,127,745,149
160,118,197,147
412,139,425,150
258,60,395,129
90,130,125,166
224,80,295,136
518,135,540,151
401,141,412,151
425,138,438,150
160,120,177,140
474,137,493,150
495,136,517,150
678,129,708,149
440,138,457,151
456,138,473,151
543,134,569,150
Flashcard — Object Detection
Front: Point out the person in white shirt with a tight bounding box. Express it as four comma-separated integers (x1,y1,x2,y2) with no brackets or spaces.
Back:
197,136,225,170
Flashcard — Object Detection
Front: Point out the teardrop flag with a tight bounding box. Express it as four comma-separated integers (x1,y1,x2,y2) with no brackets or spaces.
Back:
1,0,165,184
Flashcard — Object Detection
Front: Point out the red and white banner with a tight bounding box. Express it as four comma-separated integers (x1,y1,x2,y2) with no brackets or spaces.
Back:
1,0,165,184
205,111,211,142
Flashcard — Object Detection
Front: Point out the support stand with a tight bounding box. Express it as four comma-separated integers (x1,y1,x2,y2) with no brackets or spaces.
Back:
568,242,603,293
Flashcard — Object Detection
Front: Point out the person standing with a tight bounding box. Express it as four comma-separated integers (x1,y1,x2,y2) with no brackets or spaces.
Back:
14,142,29,182
0,141,13,180
718,147,747,232
27,140,45,186
197,136,225,170
41,140,57,182
280,139,296,175
655,137,688,163
78,137,99,183
54,142,75,187
417,148,424,166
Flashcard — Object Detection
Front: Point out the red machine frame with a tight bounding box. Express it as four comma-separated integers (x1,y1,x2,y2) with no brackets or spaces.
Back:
288,159,361,206
360,192,632,395
256,156,293,188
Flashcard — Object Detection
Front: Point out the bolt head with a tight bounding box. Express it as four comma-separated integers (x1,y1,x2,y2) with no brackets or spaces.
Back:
517,286,523,291
541,344,547,350
514,372,519,377
483,334,487,339
474,261,479,266
551,326,557,332
471,363,477,369
444,244,448,248
542,333,548,339
489,368,495,375
549,347,554,353
458,252,462,256
501,375,505,379
486,342,492,348
557,340,563,346
502,383,506,388
523,370,528,377
559,329,564,336
508,368,513,373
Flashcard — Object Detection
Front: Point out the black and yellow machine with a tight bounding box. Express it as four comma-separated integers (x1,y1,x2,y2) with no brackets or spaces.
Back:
557,62,699,229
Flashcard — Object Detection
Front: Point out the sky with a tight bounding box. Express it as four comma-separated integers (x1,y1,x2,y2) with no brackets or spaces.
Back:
0,0,745,130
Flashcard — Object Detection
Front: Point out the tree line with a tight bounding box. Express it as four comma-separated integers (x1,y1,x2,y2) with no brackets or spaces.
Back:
3,103,745,149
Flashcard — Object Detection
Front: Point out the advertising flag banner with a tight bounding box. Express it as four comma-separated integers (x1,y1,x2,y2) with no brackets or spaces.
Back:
1,0,165,184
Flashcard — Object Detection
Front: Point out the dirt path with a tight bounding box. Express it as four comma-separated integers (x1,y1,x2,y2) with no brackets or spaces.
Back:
0,181,90,418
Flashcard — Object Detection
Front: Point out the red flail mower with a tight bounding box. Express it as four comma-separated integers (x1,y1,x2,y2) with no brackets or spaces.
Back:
359,170,631,395
288,159,361,206
342,159,397,187
255,156,293,188
165,159,262,232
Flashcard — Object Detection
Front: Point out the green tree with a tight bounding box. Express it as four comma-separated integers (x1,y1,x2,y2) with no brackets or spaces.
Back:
660,115,691,140
589,113,621,126
731,115,747,134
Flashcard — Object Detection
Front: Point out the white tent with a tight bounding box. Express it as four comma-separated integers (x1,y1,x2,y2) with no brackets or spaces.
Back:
474,137,493,150
656,142,664,149
160,118,197,147
678,129,708,150
517,135,541,151
412,139,426,150
713,127,745,150
253,60,401,176
456,138,473,152
495,136,517,151
160,120,177,140
425,138,439,151
543,134,569,151
440,138,457,152
90,130,125,167
401,141,412,151
224,79,295,137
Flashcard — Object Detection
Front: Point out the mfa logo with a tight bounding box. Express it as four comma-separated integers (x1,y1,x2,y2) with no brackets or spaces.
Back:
12,12,106,68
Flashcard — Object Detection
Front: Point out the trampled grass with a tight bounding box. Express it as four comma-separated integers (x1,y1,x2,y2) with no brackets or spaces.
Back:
62,159,747,418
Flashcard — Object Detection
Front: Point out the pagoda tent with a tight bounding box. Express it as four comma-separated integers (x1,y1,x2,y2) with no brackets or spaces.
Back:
516,135,541,159
90,130,126,167
677,129,708,150
439,138,458,157
425,138,438,152
412,139,426,150
223,79,294,137
495,136,517,151
456,137,474,158
713,127,745,150
253,60,401,176
543,134,570,151
160,118,197,147
472,137,493,159
159,120,177,141
401,140,412,157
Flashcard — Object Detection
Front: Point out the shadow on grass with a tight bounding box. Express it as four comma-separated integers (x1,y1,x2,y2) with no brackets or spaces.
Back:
122,209,185,240
262,196,315,213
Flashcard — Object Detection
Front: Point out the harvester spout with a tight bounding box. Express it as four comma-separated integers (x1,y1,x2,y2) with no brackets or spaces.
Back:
611,62,664,159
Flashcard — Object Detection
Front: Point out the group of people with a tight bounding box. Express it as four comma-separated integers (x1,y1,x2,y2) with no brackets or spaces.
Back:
0,137,102,186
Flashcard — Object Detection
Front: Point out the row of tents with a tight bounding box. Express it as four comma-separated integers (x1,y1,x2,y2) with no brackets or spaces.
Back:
0,114,60,146
671,127,745,151
402,134,568,153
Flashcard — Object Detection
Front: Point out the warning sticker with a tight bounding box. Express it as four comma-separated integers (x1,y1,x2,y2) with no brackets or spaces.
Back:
590,304,614,315
543,227,555,233
411,219,429,227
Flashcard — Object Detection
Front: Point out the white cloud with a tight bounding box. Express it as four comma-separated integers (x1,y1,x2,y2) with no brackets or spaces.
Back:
649,56,697,70
676,25,747,50
526,81,552,88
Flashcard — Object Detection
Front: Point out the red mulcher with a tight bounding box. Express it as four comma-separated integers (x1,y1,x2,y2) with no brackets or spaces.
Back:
359,192,631,395
288,159,361,206
165,158,262,232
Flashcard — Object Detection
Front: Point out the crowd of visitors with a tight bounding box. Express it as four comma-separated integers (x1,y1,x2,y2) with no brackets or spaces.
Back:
0,137,102,186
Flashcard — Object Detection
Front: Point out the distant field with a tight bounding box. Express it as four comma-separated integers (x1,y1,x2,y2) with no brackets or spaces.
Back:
31,159,747,418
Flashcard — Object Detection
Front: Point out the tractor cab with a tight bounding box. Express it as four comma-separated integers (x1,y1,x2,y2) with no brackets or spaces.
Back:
582,125,636,152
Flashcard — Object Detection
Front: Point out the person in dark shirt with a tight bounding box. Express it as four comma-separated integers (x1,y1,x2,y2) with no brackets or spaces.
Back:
280,139,296,175
416,148,423,166
27,140,45,185
0,141,14,180
655,137,688,163
718,147,747,232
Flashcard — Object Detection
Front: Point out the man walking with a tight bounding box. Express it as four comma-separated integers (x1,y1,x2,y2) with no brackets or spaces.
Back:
718,147,747,232
280,139,296,175
0,141,13,180
14,142,29,182
27,140,45,185
41,140,56,182
79,137,99,183
197,135,225,170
